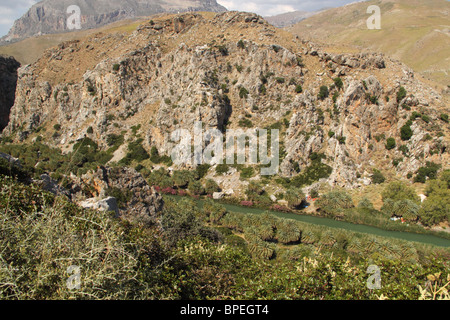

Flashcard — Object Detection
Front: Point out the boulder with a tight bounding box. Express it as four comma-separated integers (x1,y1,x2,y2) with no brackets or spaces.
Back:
38,174,71,198
213,192,224,200
79,197,119,216
0,152,21,168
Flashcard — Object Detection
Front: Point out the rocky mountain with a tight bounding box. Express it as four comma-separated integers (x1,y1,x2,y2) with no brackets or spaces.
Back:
0,55,20,132
288,0,450,87
1,11,449,194
265,10,320,28
1,0,226,44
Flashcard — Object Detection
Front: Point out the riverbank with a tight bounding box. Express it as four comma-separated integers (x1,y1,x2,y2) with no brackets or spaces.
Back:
164,194,450,247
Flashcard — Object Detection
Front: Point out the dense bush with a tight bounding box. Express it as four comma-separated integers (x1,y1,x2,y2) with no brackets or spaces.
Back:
204,179,221,195
414,162,441,183
172,170,194,189
396,86,407,103
120,139,149,165
400,122,413,141
290,154,332,188
1,177,449,300
215,164,230,175
419,172,450,226
371,169,386,184
382,181,420,203
318,85,329,100
285,188,305,209
385,137,396,150
239,87,249,99
316,190,354,216
0,177,166,299
333,77,343,90
188,179,205,196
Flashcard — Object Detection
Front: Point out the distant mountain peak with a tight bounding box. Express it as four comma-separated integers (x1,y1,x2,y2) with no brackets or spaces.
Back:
1,0,227,44
264,10,322,28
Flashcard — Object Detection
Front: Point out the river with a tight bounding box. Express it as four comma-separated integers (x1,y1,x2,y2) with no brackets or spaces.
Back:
165,195,450,248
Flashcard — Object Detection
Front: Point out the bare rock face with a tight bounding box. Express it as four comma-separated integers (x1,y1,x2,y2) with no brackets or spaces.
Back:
71,166,164,225
0,56,20,132
2,12,449,189
1,0,227,44
79,197,120,216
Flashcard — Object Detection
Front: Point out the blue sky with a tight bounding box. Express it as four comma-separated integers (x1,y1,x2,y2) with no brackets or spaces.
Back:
0,0,363,37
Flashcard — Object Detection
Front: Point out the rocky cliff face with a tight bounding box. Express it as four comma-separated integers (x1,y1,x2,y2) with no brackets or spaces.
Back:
0,56,20,132
2,11,449,190
1,0,227,43
69,166,164,225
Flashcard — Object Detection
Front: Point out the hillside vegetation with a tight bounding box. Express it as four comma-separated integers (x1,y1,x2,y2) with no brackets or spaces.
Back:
288,0,450,87
0,168,449,300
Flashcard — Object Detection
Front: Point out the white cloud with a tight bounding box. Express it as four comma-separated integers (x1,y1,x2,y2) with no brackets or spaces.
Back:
217,0,362,16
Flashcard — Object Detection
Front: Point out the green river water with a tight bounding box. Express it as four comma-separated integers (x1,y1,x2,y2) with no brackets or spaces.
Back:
166,195,450,248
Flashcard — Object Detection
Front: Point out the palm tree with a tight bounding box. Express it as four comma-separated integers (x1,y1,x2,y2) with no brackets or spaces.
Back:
285,187,305,209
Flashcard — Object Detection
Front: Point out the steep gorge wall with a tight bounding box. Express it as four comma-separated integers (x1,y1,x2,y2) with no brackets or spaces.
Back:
3,12,449,188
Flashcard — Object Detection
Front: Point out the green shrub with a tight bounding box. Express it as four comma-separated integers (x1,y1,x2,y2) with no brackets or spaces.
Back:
195,164,211,180
371,169,386,184
217,45,228,56
205,179,221,194
216,164,229,175
440,113,449,123
385,137,396,150
112,63,120,71
258,84,267,95
105,186,132,208
275,77,285,84
396,86,407,103
333,77,343,90
290,160,332,188
285,187,305,209
0,177,169,299
414,162,441,183
392,157,403,167
318,85,329,100
295,84,303,94
106,134,124,148
421,114,431,124
358,197,374,210
172,170,194,188
337,136,346,145
332,91,339,103
122,139,149,163
239,167,255,180
238,118,253,128
400,124,413,141
381,181,420,203
316,190,354,216
188,179,205,195
237,39,245,49
239,87,249,99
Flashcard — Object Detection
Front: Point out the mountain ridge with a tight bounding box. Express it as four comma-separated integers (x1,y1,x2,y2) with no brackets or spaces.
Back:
1,0,227,44
1,11,448,195
287,0,450,87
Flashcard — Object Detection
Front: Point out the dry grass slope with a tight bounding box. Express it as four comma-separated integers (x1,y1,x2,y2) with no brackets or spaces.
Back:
288,0,450,87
